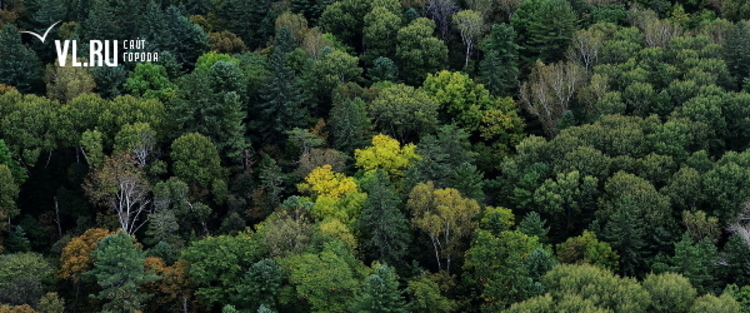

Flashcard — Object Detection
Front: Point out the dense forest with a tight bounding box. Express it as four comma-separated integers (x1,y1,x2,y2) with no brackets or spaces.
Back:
3,0,750,312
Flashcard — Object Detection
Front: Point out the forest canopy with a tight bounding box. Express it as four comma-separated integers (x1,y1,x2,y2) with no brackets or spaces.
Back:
1,0,750,312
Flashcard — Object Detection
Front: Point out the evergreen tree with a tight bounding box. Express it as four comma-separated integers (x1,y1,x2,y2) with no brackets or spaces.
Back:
87,231,160,313
350,265,408,313
329,97,372,155
234,258,283,311
0,25,42,93
511,0,577,65
368,57,399,83
92,65,128,99
724,21,750,88
357,171,410,267
255,28,311,144
479,23,520,97
170,61,248,164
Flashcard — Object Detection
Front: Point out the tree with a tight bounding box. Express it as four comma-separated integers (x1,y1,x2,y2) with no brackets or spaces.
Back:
690,294,741,313
170,133,224,196
724,22,750,86
0,252,53,307
424,0,459,41
479,23,520,97
39,292,65,313
533,171,599,239
355,134,420,181
511,0,577,65
123,63,177,102
44,62,96,103
0,140,27,185
329,97,373,154
642,272,696,313
58,228,113,283
114,122,157,167
0,165,18,236
363,5,402,62
452,10,485,69
406,273,457,313
395,18,448,85
255,29,311,144
88,231,159,313
464,212,541,311
350,264,408,313
520,61,585,138
368,84,440,141
555,230,619,271
170,61,248,163
663,233,718,295
82,151,151,235
357,171,410,266
181,233,264,309
233,258,283,311
408,182,481,273
0,24,42,93
139,5,209,66
281,241,366,313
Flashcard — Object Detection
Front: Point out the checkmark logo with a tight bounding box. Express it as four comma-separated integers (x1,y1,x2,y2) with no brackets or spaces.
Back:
19,20,62,44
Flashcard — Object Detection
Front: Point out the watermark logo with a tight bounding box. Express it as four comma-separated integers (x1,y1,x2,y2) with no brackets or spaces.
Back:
20,21,159,67
19,20,61,44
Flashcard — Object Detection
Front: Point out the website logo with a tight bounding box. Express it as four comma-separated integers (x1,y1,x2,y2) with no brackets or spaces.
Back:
20,21,160,67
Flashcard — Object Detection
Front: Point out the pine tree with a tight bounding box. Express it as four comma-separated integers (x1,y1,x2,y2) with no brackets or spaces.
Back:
329,97,372,154
724,21,750,87
0,25,42,93
255,28,311,144
233,258,283,311
358,171,410,267
512,0,577,66
350,265,408,313
479,24,520,97
87,231,160,313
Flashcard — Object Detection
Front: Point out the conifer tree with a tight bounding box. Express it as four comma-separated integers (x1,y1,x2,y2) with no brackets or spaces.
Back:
0,25,42,93
350,265,408,313
357,171,410,267
479,23,520,97
88,231,160,313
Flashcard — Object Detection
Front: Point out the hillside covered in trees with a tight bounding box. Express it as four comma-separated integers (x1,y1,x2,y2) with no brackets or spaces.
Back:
3,0,750,312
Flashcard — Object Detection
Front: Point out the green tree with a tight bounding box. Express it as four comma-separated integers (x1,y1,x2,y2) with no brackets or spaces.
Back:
663,233,718,295
329,97,373,154
281,240,366,313
642,272,696,313
255,29,311,144
0,252,53,307
350,264,408,313
723,21,750,85
123,63,177,102
556,230,619,271
511,0,577,65
690,294,741,313
139,5,209,66
88,231,160,313
357,171,410,267
170,61,248,163
464,206,542,311
369,84,440,142
181,232,264,309
533,171,599,239
363,5,402,62
44,62,96,103
233,258,283,311
452,10,485,69
0,25,42,93
0,165,19,238
395,18,448,85
479,23,520,97
170,133,224,196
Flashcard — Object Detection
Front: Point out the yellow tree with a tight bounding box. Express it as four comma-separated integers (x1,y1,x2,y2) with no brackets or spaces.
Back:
58,228,113,282
298,165,365,224
354,134,420,181
408,181,481,273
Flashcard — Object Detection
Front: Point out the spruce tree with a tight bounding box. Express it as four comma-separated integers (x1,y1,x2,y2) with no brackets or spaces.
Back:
255,28,311,144
350,265,408,313
358,171,410,267
478,24,520,97
511,0,577,66
87,231,160,313
0,25,42,93
329,97,372,155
